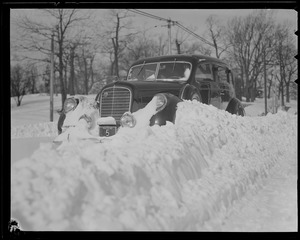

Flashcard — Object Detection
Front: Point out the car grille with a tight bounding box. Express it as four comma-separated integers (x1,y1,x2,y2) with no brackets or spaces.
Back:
99,86,132,124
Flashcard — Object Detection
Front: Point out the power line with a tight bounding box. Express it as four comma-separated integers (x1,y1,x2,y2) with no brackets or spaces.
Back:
128,9,170,22
175,22,215,48
127,9,221,51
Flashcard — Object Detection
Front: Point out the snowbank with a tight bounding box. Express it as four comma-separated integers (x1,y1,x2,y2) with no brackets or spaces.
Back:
11,122,58,139
11,101,297,231
244,98,298,116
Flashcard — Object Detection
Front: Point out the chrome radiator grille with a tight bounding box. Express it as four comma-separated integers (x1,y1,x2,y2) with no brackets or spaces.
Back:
99,86,132,123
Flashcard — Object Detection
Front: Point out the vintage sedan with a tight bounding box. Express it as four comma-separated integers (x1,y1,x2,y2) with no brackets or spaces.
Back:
55,54,244,141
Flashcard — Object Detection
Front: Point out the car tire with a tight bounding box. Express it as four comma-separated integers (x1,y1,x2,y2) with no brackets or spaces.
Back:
226,98,245,116
191,91,202,102
236,103,245,116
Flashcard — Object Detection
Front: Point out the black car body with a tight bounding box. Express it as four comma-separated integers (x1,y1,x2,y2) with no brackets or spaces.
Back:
58,54,244,138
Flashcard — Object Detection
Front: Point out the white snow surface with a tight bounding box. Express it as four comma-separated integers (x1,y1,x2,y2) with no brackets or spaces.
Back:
11,95,297,231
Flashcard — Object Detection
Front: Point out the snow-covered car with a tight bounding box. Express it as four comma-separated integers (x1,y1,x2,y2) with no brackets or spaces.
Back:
55,54,244,142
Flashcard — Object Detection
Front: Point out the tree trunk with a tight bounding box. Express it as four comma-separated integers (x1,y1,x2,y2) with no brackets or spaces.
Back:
89,57,94,92
59,56,66,106
110,60,115,76
31,75,36,94
69,47,75,96
250,80,256,102
17,96,21,106
84,57,88,95
64,60,68,94
240,67,244,100
58,32,66,107
280,82,285,106
114,51,119,78
285,83,290,103
267,82,272,99
113,14,120,78
57,14,66,107
245,73,250,102
235,77,242,101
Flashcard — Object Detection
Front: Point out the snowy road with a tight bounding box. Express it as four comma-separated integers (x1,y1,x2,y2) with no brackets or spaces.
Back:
201,151,297,231
11,137,55,163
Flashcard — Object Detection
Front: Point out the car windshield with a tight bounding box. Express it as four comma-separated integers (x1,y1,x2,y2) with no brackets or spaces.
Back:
127,61,192,82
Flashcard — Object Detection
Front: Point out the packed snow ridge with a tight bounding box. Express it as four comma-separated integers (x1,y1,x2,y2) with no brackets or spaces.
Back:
11,122,58,139
11,100,297,231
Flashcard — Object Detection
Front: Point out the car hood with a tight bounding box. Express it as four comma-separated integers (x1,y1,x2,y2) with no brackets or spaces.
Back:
103,80,185,102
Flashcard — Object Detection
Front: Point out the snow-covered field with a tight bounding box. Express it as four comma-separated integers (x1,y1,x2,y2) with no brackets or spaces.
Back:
11,94,297,231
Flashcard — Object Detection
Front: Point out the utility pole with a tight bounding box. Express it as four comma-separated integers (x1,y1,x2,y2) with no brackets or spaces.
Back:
168,19,171,55
263,47,267,115
50,32,54,122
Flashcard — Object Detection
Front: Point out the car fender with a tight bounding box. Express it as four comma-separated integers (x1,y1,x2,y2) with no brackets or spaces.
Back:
57,95,99,137
149,93,182,126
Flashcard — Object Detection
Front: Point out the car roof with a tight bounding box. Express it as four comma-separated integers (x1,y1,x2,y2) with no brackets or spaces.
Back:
131,54,227,67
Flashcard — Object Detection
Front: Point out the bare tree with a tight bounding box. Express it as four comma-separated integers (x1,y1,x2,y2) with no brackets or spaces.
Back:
183,41,212,56
76,45,96,94
156,35,168,56
205,15,230,59
11,64,31,106
26,64,38,94
174,24,197,54
273,23,297,104
227,10,276,102
124,27,161,69
99,10,135,77
68,43,77,95
15,9,91,107
41,64,51,94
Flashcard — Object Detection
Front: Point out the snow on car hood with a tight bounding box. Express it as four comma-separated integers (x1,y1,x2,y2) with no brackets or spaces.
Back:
11,101,297,231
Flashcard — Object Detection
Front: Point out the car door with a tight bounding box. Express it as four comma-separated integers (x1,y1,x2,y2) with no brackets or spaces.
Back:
194,62,221,108
194,62,212,105
215,66,234,110
210,64,221,109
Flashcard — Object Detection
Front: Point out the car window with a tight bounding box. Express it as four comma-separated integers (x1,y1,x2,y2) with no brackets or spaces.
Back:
195,63,213,81
127,63,158,81
157,62,191,81
216,67,228,83
214,66,232,84
127,61,191,82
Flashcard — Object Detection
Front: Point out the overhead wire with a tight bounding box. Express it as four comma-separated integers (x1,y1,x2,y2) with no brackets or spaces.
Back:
128,9,170,22
127,9,229,53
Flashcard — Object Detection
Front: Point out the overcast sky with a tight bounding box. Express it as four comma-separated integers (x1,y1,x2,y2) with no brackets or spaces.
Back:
134,9,297,30
11,8,297,39
10,8,297,66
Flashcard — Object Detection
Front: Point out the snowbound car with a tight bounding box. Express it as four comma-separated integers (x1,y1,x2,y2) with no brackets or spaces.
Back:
55,54,245,142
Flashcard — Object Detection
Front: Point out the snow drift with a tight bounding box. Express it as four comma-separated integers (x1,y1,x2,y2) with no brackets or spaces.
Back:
11,122,58,139
11,100,297,231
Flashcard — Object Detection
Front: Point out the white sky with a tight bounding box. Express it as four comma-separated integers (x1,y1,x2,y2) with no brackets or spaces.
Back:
10,8,297,40
10,9,297,69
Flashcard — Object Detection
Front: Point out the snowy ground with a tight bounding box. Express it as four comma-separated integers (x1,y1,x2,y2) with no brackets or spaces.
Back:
11,94,297,231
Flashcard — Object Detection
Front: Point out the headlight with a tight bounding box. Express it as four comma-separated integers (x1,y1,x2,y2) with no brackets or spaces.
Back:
155,93,167,112
120,112,136,128
63,98,78,113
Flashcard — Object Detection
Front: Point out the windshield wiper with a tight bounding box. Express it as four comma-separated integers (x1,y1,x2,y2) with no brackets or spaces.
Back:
136,61,146,77
172,58,177,73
